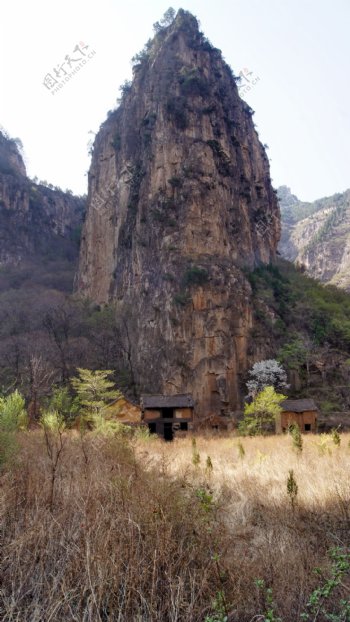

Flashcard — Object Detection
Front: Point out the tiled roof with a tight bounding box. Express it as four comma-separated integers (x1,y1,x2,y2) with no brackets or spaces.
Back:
141,394,194,409
281,399,318,413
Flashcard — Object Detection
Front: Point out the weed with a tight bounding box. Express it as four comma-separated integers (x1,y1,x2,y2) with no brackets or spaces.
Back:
316,434,333,456
2,432,350,620
237,439,245,459
331,427,341,447
206,454,214,475
204,590,228,622
196,487,214,514
255,579,282,622
192,437,201,466
287,469,298,511
301,547,350,621
133,425,155,441
290,423,303,453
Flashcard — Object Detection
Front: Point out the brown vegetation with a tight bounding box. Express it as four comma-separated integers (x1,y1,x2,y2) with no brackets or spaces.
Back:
1,431,350,621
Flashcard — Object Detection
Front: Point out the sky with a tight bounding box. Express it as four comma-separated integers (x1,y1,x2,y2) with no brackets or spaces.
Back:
0,0,349,201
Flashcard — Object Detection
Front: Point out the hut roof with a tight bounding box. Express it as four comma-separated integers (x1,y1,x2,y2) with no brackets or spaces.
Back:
141,394,194,409
281,399,318,413
106,397,141,423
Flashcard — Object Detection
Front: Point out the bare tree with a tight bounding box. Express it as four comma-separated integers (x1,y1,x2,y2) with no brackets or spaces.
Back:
26,355,55,422
43,305,76,382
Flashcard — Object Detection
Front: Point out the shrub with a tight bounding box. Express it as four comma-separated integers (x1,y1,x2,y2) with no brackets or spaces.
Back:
287,469,298,511
174,292,191,306
163,272,176,282
0,434,231,621
289,423,303,453
166,97,187,129
119,80,132,96
168,176,183,188
153,7,176,33
112,132,121,151
179,68,210,98
182,265,209,287
44,386,79,426
0,390,27,469
192,437,200,466
239,386,287,436
2,433,350,619
206,140,232,176
331,427,341,447
301,547,350,621
0,154,16,176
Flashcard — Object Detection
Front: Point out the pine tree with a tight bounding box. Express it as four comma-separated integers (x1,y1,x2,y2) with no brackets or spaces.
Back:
71,369,122,427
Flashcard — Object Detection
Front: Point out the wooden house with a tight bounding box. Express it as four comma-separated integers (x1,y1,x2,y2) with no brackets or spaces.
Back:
276,399,318,434
105,396,142,425
141,394,194,441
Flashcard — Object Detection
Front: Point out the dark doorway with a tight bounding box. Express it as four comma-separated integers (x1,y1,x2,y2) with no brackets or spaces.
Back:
148,423,157,434
164,423,173,441
180,422,188,431
162,407,174,418
304,423,311,431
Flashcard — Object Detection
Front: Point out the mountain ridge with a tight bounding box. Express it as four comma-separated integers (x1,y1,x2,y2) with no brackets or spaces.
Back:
0,129,85,269
278,185,350,291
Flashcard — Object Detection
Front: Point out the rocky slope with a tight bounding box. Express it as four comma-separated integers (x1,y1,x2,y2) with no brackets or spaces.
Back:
77,9,280,416
0,131,85,267
278,185,350,290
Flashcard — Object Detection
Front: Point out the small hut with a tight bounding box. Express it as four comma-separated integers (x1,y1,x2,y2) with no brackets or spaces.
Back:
276,398,318,434
105,396,142,426
195,413,235,432
141,394,194,441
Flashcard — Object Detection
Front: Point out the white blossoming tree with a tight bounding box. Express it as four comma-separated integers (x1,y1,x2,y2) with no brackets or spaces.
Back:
246,359,289,397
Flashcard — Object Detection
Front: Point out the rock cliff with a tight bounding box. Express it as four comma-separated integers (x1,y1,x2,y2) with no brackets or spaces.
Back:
0,131,85,266
77,10,280,415
278,186,350,291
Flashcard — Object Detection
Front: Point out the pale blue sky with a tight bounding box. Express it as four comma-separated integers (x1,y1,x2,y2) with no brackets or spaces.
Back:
0,0,349,201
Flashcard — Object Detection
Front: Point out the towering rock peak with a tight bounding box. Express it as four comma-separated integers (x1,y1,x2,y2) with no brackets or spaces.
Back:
0,131,26,177
77,10,280,415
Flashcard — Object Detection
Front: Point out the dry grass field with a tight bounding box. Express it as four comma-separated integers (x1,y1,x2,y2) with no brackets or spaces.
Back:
1,430,350,621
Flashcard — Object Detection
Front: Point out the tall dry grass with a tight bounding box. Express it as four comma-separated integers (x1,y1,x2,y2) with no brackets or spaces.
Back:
1,430,350,621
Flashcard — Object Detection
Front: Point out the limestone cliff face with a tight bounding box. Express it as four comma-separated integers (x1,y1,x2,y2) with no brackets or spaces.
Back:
279,186,350,291
77,10,280,415
0,131,85,265
0,132,26,177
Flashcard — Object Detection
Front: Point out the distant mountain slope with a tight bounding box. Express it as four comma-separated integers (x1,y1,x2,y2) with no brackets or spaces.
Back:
278,185,350,291
0,130,85,271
